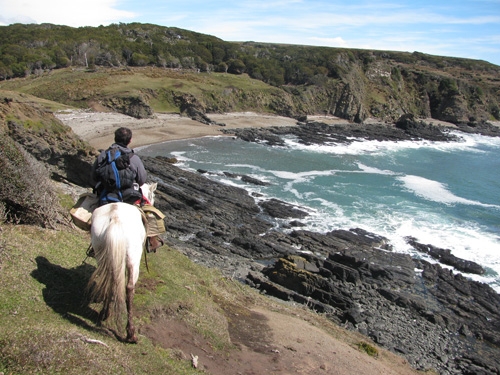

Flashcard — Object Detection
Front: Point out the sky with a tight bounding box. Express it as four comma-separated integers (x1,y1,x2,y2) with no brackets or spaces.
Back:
1,0,499,66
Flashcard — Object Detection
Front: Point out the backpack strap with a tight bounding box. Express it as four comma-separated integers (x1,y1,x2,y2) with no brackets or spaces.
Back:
108,149,123,201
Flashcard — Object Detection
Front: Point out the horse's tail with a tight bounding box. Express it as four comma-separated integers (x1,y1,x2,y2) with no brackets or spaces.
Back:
88,217,127,322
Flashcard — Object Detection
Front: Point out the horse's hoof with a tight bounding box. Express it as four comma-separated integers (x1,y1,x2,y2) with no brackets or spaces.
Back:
126,335,138,344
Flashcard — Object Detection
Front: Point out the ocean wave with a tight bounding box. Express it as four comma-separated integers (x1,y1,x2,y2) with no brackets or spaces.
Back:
269,169,336,181
356,163,397,175
398,175,500,208
226,163,266,170
282,132,500,156
449,131,500,149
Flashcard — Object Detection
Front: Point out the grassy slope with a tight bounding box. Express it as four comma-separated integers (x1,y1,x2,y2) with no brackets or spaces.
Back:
0,67,281,114
0,223,198,374
0,210,374,374
2,64,499,125
0,181,244,373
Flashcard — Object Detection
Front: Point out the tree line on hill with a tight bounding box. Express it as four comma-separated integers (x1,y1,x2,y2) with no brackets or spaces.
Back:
1,22,499,125
0,22,497,85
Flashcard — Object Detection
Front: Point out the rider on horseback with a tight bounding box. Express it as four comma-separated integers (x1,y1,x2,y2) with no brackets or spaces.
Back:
90,127,165,252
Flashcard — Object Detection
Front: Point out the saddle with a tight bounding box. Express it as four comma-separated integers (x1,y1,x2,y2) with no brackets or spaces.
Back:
136,204,165,253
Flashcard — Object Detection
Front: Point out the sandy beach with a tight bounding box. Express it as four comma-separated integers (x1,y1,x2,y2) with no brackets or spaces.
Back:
56,109,468,150
55,110,351,150
56,110,314,150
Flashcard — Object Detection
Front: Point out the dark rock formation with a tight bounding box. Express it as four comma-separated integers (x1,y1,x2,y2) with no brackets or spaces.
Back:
395,113,454,140
174,93,225,126
102,96,154,119
223,118,461,147
259,198,309,219
252,235,500,374
141,152,500,375
406,236,485,275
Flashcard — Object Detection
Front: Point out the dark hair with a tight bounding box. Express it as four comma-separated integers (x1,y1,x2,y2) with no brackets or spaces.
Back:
114,127,132,146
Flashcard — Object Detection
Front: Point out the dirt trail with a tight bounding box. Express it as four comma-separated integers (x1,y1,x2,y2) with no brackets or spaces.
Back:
142,306,418,375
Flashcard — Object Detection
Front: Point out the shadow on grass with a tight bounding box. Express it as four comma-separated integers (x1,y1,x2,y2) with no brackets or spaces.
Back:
31,256,100,332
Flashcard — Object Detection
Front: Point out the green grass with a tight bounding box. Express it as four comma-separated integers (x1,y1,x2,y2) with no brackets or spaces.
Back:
0,191,260,374
0,90,74,113
0,221,232,374
357,341,379,357
0,186,399,374
0,67,278,114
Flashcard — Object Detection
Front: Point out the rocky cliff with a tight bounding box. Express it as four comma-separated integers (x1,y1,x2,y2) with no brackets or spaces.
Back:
101,61,500,127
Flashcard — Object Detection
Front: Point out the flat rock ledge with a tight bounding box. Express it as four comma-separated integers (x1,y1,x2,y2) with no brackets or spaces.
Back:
142,120,500,375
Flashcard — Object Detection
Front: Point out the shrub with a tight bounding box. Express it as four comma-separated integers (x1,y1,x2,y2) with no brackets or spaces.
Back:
357,341,379,357
0,137,63,228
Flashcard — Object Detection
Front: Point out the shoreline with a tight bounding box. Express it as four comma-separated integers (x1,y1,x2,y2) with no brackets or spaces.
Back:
56,110,312,150
56,109,473,151
55,110,478,150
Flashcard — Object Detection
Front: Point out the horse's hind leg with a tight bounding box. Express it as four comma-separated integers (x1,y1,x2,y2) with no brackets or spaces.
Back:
125,265,137,343
98,305,110,323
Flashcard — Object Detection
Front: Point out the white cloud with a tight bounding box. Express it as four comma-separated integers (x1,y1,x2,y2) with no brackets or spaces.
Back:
0,0,136,27
307,37,348,48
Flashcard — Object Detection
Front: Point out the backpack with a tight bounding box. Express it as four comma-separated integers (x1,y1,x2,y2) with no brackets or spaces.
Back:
95,147,143,205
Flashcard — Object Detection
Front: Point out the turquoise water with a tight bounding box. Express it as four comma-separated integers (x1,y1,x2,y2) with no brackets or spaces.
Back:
139,131,500,292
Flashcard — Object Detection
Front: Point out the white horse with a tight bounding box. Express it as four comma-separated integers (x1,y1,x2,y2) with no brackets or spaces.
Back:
87,182,157,343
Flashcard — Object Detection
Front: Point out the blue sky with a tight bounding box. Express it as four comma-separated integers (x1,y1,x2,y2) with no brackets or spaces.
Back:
1,0,499,65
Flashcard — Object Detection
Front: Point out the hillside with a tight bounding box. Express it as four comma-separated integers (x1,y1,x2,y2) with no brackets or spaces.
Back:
0,223,421,375
0,92,421,374
2,86,500,374
0,23,499,125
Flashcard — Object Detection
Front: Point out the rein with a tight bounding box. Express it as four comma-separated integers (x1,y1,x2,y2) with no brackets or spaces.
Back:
82,243,94,264
143,244,150,273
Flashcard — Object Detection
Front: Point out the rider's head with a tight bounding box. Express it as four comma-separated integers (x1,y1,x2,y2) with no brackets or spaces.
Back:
115,127,132,146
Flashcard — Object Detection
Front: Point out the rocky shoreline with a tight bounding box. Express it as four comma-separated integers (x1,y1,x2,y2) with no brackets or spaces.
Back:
143,117,500,374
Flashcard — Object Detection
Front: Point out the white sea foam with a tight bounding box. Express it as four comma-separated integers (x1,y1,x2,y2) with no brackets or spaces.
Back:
170,151,193,163
450,131,500,149
269,169,336,181
296,202,500,292
385,215,500,292
283,132,500,156
227,163,266,171
398,175,500,208
356,163,397,175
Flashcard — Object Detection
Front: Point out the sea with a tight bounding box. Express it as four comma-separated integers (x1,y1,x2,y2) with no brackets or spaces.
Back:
138,129,500,293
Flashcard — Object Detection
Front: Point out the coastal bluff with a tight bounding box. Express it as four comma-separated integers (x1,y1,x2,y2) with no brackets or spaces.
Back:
2,90,499,373
141,119,500,374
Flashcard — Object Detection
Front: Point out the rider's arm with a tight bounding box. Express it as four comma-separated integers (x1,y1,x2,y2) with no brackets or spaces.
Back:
132,155,147,185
